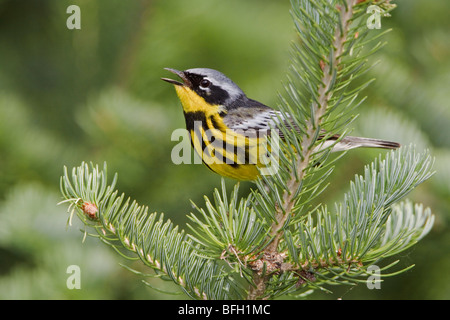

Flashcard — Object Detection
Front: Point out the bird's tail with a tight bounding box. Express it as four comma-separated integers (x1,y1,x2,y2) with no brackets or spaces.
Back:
337,136,401,151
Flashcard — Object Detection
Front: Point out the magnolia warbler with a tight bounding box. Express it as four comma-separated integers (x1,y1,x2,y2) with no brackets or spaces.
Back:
162,68,400,180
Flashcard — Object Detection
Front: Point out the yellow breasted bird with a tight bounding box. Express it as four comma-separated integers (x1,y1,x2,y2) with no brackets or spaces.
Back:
161,67,400,180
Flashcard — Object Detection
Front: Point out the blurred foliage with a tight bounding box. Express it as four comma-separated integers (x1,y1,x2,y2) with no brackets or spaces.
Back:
0,0,449,299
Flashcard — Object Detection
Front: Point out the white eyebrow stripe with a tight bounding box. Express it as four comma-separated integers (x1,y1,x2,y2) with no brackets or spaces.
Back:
213,79,243,101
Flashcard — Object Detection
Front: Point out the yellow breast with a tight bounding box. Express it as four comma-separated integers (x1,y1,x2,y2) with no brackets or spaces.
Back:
174,86,268,180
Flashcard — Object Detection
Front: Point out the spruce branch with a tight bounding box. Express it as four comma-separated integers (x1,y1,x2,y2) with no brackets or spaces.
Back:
250,0,360,297
59,162,245,300
262,0,372,253
247,147,434,298
247,0,428,299
291,147,434,275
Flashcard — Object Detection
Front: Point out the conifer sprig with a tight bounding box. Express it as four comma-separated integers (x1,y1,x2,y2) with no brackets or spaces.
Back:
59,162,246,300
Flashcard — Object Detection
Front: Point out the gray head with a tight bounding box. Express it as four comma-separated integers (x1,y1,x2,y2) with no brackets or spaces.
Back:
162,67,246,107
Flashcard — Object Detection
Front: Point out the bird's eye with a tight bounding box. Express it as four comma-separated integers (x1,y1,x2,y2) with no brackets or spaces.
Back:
200,79,211,89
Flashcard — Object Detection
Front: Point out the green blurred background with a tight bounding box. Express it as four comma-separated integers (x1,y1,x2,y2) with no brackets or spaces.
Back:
0,0,449,299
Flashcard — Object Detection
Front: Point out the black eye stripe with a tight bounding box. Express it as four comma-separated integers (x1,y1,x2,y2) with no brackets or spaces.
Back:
185,72,213,88
185,72,231,105
185,73,204,87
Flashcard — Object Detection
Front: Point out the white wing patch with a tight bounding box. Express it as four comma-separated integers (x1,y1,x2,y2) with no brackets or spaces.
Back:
229,110,285,131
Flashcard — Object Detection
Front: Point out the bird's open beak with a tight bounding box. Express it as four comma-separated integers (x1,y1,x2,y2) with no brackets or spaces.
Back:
161,68,190,87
